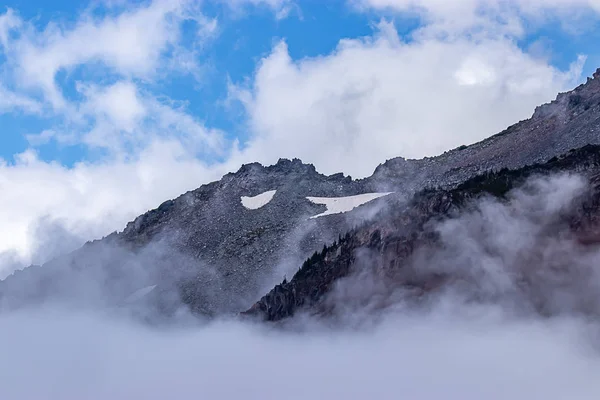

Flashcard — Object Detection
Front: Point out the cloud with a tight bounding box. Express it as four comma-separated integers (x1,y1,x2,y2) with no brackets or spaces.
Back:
422,174,597,311
81,81,147,133
0,7,20,49
25,129,63,146
354,0,600,36
358,0,600,13
0,1,215,109
0,83,42,114
233,20,584,177
0,2,219,119
0,142,228,278
222,0,296,20
306,171,600,328
20,77,229,161
1,300,600,399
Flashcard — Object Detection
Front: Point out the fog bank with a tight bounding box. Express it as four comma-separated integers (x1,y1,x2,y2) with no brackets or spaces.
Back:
1,306,600,400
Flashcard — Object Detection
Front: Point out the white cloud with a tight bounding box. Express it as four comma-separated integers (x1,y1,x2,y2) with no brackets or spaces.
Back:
0,8,20,49
21,79,228,160
146,98,228,158
359,0,600,13
0,141,229,277
0,96,231,275
80,81,147,133
225,0,291,9
2,307,600,399
355,0,600,34
0,1,215,109
222,0,295,19
0,83,41,114
233,21,584,177
25,129,61,146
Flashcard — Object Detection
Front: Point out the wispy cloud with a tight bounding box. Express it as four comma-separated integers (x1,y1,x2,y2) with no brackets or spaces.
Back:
354,0,600,37
220,0,296,20
2,1,199,109
0,84,42,114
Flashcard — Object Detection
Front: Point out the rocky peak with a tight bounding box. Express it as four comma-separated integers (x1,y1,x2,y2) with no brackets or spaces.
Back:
234,162,265,176
532,68,600,121
230,158,319,179
372,156,410,175
369,156,427,190
268,158,318,176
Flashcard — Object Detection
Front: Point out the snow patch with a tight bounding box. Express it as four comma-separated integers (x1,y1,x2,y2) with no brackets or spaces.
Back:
124,285,157,304
307,193,393,218
241,190,277,210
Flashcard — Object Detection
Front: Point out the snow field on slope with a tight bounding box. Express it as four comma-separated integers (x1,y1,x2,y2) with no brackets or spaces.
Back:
307,193,393,218
241,190,277,210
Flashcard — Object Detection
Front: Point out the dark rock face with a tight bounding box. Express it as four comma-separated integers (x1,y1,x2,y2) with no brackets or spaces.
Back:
244,146,600,321
2,69,600,320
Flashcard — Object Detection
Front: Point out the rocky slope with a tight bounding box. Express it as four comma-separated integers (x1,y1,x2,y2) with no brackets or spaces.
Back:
244,145,600,321
1,68,600,319
369,68,600,192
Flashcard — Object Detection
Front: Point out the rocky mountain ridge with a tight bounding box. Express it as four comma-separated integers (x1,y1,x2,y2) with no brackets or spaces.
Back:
1,68,600,320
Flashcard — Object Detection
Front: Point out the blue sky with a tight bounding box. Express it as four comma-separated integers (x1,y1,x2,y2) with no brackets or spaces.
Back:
1,0,600,272
2,0,598,166
0,1,389,165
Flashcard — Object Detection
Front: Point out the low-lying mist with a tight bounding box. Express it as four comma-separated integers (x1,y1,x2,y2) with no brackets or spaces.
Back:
3,172,600,399
2,305,599,399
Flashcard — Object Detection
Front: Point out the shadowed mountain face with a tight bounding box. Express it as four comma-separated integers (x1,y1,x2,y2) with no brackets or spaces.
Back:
1,69,600,320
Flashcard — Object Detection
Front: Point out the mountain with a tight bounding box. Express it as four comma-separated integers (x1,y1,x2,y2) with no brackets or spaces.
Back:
244,145,600,322
1,68,600,320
